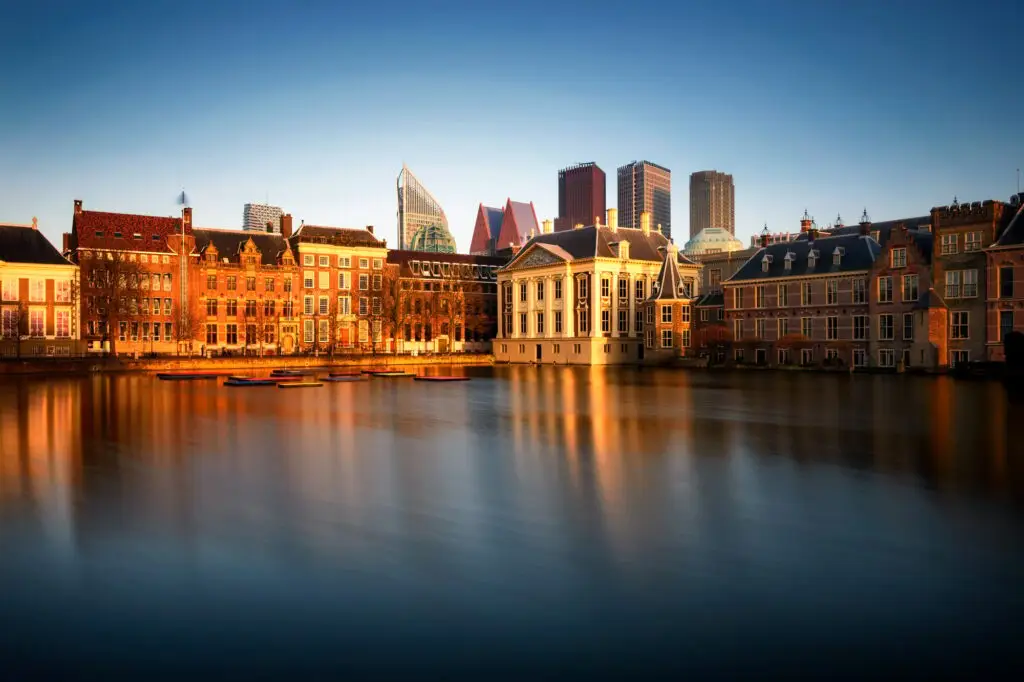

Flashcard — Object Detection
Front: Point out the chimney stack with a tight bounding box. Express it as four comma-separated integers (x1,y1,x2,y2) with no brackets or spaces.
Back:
858,208,871,236
607,208,618,232
760,224,770,248
62,233,70,251
281,214,293,239
542,219,553,234
183,207,192,231
640,211,651,236
800,209,812,233
74,199,83,216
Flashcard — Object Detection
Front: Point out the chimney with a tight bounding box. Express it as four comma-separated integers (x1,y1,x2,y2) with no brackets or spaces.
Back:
366,225,374,235
607,208,618,232
183,207,192,231
574,223,584,230
31,217,38,230
74,199,83,216
640,211,651,236
858,208,871,236
62,233,70,251
542,219,553,234
760,224,770,248
800,209,812,233
281,214,293,239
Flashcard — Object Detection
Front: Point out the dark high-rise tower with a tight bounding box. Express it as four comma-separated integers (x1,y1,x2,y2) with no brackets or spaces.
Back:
555,162,606,232
617,161,672,239
689,170,735,239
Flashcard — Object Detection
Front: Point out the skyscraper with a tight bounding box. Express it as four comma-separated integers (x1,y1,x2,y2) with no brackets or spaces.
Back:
243,203,284,233
689,171,735,238
555,162,605,232
396,165,457,253
617,161,672,239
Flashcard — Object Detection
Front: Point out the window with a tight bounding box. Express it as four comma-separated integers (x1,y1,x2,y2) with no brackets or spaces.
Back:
826,348,838,362
226,300,237,317
755,318,765,339
338,272,349,289
318,255,329,268
709,269,722,290
578,277,589,300
700,308,709,322
318,272,329,290
1001,311,1014,340
303,255,315,267
225,324,238,345
601,310,610,333
206,324,218,345
733,288,744,309
29,279,45,302
800,348,812,365
140,298,149,315
826,280,838,305
263,300,276,317
877,276,892,303
318,296,329,316
801,282,812,306
162,274,171,292
554,279,562,299
55,280,71,303
832,248,843,266
245,276,256,292
151,273,160,291
951,311,969,339
661,305,672,323
733,319,743,340
282,300,293,317
903,313,914,341
373,258,383,270
755,285,765,308
519,282,527,302
878,314,894,340
338,256,351,268
1000,266,1014,299
55,310,70,338
661,329,673,348
303,296,314,315
373,274,381,291
226,276,237,291
303,320,314,343
244,300,257,317
206,275,217,290
573,343,581,355
853,349,866,368
265,278,275,292
902,274,919,302
536,312,545,335
878,349,895,367
963,269,978,298
891,247,907,268
964,232,982,252
853,315,868,340
359,258,369,269
635,310,643,334
265,325,275,344
371,297,381,315
614,278,626,301
318,319,330,343
1,279,16,301
801,317,812,338
826,316,838,340
359,274,369,290
778,348,791,365
555,311,563,333
359,297,368,316
577,309,588,334
164,298,171,315
153,323,161,342
303,271,314,289
945,270,960,298
777,284,788,307
519,313,527,334
119,322,127,342
206,299,218,316
601,277,610,298
940,234,957,255
951,350,969,366
635,279,645,300
283,278,292,293
618,310,628,333
777,317,789,338
338,296,351,315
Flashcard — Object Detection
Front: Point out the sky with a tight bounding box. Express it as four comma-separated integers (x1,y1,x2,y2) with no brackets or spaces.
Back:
1,0,1021,250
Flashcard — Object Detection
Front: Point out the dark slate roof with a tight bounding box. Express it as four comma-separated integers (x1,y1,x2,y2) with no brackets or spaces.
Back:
694,292,724,307
0,224,71,265
289,224,386,248
649,248,688,300
512,225,697,265
994,201,1024,247
806,216,930,248
192,228,290,266
727,233,881,283
484,207,504,241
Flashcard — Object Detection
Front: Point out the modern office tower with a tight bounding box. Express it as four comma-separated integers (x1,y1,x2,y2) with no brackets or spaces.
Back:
555,162,606,232
396,164,457,253
689,170,735,239
243,203,285,233
617,161,672,239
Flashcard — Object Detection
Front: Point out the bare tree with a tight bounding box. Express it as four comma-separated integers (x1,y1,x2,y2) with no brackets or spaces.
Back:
436,268,466,355
173,296,205,357
371,266,405,355
81,251,145,357
1,301,26,358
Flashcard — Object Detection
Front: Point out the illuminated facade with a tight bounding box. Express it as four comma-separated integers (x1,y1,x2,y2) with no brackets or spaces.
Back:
396,165,456,253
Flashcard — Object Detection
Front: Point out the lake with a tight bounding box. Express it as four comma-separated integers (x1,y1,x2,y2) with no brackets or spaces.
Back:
1,367,1022,680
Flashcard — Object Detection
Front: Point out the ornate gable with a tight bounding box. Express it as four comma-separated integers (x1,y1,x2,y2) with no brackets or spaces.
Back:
511,244,566,269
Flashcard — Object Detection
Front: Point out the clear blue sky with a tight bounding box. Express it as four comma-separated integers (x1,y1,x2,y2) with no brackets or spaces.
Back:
1,0,1020,249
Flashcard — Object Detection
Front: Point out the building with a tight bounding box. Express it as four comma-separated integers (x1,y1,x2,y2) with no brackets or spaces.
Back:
555,162,605,233
192,214,299,355
396,165,456,253
242,203,284,233
468,199,541,256
640,242,697,362
689,171,735,239
984,195,1024,361
931,198,1015,366
683,226,745,258
386,251,507,354
618,161,672,240
496,209,699,365
66,199,194,355
0,218,81,357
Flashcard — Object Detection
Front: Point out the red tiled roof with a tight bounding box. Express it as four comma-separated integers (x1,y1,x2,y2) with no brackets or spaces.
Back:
73,210,184,251
290,224,386,248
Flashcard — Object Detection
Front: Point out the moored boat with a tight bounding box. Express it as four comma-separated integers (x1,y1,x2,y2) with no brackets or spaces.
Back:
224,379,277,387
371,371,415,378
157,372,222,381
323,375,368,383
413,376,470,382
278,381,323,389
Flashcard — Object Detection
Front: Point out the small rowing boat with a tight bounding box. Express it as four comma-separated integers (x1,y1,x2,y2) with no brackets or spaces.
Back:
323,375,368,383
371,371,415,378
224,379,277,387
278,381,323,389
413,376,471,382
270,369,311,376
328,371,362,377
228,375,302,382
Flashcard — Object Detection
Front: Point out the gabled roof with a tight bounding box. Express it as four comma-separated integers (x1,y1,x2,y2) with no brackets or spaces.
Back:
0,224,71,265
495,199,539,250
192,228,291,266
649,247,691,300
727,233,881,283
993,200,1024,247
469,204,505,254
694,292,724,307
504,223,698,270
289,224,386,248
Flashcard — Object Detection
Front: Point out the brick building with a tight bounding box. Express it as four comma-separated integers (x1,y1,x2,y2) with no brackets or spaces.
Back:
640,243,696,362
931,198,1014,365
984,196,1024,360
0,219,81,357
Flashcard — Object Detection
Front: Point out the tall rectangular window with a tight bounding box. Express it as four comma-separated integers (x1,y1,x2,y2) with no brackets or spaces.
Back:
601,310,610,333
878,314,894,340
777,284,788,307
618,310,627,333
827,280,839,305
225,323,238,345
536,312,544,335
801,317,812,338
852,278,867,304
246,276,256,291
554,311,563,334
951,311,969,339
733,288,743,309
945,270,961,298
853,315,868,340
601,277,610,298
55,310,70,338
733,319,742,340
903,313,914,341
634,279,644,300
755,318,765,339
29,279,44,302
618,278,628,299
963,269,978,297
1000,310,1014,340
359,274,369,291
877,276,893,303
537,281,544,302
890,247,907,268
206,324,217,345
554,279,562,299
940,233,958,255
777,317,789,338
55,280,71,303
755,285,765,308
519,282,527,302
801,282,812,306
1000,266,1014,299
661,305,672,323
902,274,919,302
826,316,838,340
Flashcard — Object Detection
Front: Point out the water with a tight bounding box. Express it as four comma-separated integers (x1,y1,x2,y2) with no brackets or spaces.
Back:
1,368,1022,680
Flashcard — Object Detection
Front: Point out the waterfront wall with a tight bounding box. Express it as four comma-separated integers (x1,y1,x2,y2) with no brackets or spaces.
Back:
0,353,495,376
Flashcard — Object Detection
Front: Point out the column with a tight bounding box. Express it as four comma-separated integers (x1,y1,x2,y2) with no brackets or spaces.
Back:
592,270,601,339
511,278,519,339
545,274,554,339
628,273,636,338
565,270,575,338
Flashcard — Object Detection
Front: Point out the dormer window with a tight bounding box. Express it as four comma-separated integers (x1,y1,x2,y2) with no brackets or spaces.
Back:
832,246,845,266
760,254,774,272
784,252,795,271
410,260,421,276
808,249,820,268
